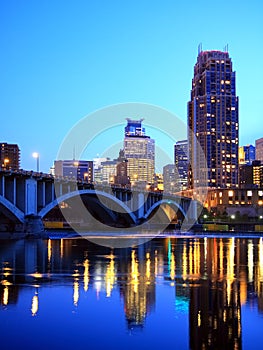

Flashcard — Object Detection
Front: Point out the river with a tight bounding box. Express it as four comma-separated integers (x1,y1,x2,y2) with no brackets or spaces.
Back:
0,234,263,349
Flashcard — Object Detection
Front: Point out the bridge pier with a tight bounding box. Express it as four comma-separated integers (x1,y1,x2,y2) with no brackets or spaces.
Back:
24,215,44,236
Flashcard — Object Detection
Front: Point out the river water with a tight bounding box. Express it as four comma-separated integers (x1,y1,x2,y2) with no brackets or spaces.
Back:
1,234,263,349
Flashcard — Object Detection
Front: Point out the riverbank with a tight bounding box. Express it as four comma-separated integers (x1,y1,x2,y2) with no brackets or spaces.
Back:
1,228,263,240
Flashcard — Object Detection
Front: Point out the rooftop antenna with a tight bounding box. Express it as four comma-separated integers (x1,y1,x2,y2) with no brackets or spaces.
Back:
73,144,75,161
198,43,202,54
223,44,229,52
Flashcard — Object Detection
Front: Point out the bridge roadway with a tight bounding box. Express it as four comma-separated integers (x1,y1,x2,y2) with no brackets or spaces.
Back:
0,170,198,235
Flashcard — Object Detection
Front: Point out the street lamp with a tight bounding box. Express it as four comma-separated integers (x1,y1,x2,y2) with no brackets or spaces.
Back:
32,152,40,172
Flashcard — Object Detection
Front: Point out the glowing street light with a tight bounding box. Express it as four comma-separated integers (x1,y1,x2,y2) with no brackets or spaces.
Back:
32,152,40,172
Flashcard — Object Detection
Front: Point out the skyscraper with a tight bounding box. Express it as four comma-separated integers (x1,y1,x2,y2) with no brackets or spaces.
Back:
188,49,239,189
174,140,188,191
163,164,176,193
124,119,155,184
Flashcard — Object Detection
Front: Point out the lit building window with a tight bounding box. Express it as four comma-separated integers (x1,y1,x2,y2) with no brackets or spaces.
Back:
247,190,252,197
228,190,234,197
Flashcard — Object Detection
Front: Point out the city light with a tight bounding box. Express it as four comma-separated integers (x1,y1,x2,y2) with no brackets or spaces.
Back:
3,158,9,170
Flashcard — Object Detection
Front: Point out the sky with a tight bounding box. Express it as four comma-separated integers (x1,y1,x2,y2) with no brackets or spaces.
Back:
1,0,263,173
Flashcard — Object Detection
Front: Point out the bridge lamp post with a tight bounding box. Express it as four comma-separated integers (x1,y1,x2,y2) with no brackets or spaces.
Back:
32,152,40,172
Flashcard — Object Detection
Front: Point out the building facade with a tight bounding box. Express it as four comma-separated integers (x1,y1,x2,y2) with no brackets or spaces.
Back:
0,142,20,171
256,137,263,163
239,145,255,165
188,50,239,189
205,188,263,218
124,119,155,185
239,160,263,188
163,164,176,193
114,150,130,186
174,140,188,191
54,160,93,182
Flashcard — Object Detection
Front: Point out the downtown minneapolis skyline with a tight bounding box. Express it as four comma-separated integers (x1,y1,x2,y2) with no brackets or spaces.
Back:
1,0,263,172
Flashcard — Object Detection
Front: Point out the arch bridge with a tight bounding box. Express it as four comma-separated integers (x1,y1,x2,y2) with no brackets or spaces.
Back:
0,171,198,234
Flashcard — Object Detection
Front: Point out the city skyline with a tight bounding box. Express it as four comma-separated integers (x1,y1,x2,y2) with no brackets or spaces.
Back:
1,1,263,172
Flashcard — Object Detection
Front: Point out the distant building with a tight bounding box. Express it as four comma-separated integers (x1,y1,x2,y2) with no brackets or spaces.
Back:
124,119,155,185
163,164,176,193
0,142,20,170
174,140,188,191
256,138,263,163
114,150,130,186
239,160,263,188
93,157,109,183
154,173,164,191
98,159,117,184
239,145,255,165
54,160,93,182
205,188,263,217
188,50,239,188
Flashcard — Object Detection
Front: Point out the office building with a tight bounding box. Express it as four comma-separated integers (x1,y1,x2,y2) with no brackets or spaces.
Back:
239,145,255,165
100,159,117,184
124,119,155,184
54,160,93,182
114,150,130,186
256,137,263,163
174,140,188,191
163,164,176,193
188,49,239,188
239,160,263,188
0,142,20,170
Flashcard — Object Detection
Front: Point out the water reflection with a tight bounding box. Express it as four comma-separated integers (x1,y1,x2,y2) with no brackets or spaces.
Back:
0,236,263,348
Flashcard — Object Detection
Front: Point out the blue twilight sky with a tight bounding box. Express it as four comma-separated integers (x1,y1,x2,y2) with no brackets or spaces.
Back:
1,0,263,173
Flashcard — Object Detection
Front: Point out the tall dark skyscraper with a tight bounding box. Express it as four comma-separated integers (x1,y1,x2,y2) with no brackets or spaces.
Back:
188,50,239,189
174,140,188,191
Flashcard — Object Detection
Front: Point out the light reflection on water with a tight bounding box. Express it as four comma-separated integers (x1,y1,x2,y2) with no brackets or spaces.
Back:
0,236,263,349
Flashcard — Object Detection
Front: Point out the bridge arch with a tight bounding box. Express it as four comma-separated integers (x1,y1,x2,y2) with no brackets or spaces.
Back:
144,199,187,222
0,195,25,223
38,189,137,224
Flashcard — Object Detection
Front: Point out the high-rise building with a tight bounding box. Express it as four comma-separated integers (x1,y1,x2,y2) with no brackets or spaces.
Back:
54,160,93,182
188,50,239,189
174,140,188,191
114,150,130,186
124,119,155,184
163,164,176,193
256,137,263,163
0,142,20,170
239,145,255,165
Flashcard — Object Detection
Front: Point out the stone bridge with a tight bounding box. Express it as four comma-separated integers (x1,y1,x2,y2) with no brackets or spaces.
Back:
0,170,198,234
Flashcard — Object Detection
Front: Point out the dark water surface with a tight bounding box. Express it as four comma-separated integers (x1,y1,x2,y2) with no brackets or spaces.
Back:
1,235,263,349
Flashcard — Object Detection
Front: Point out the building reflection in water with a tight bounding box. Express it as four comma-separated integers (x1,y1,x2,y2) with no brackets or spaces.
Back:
186,238,241,349
1,236,263,344
31,289,39,316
